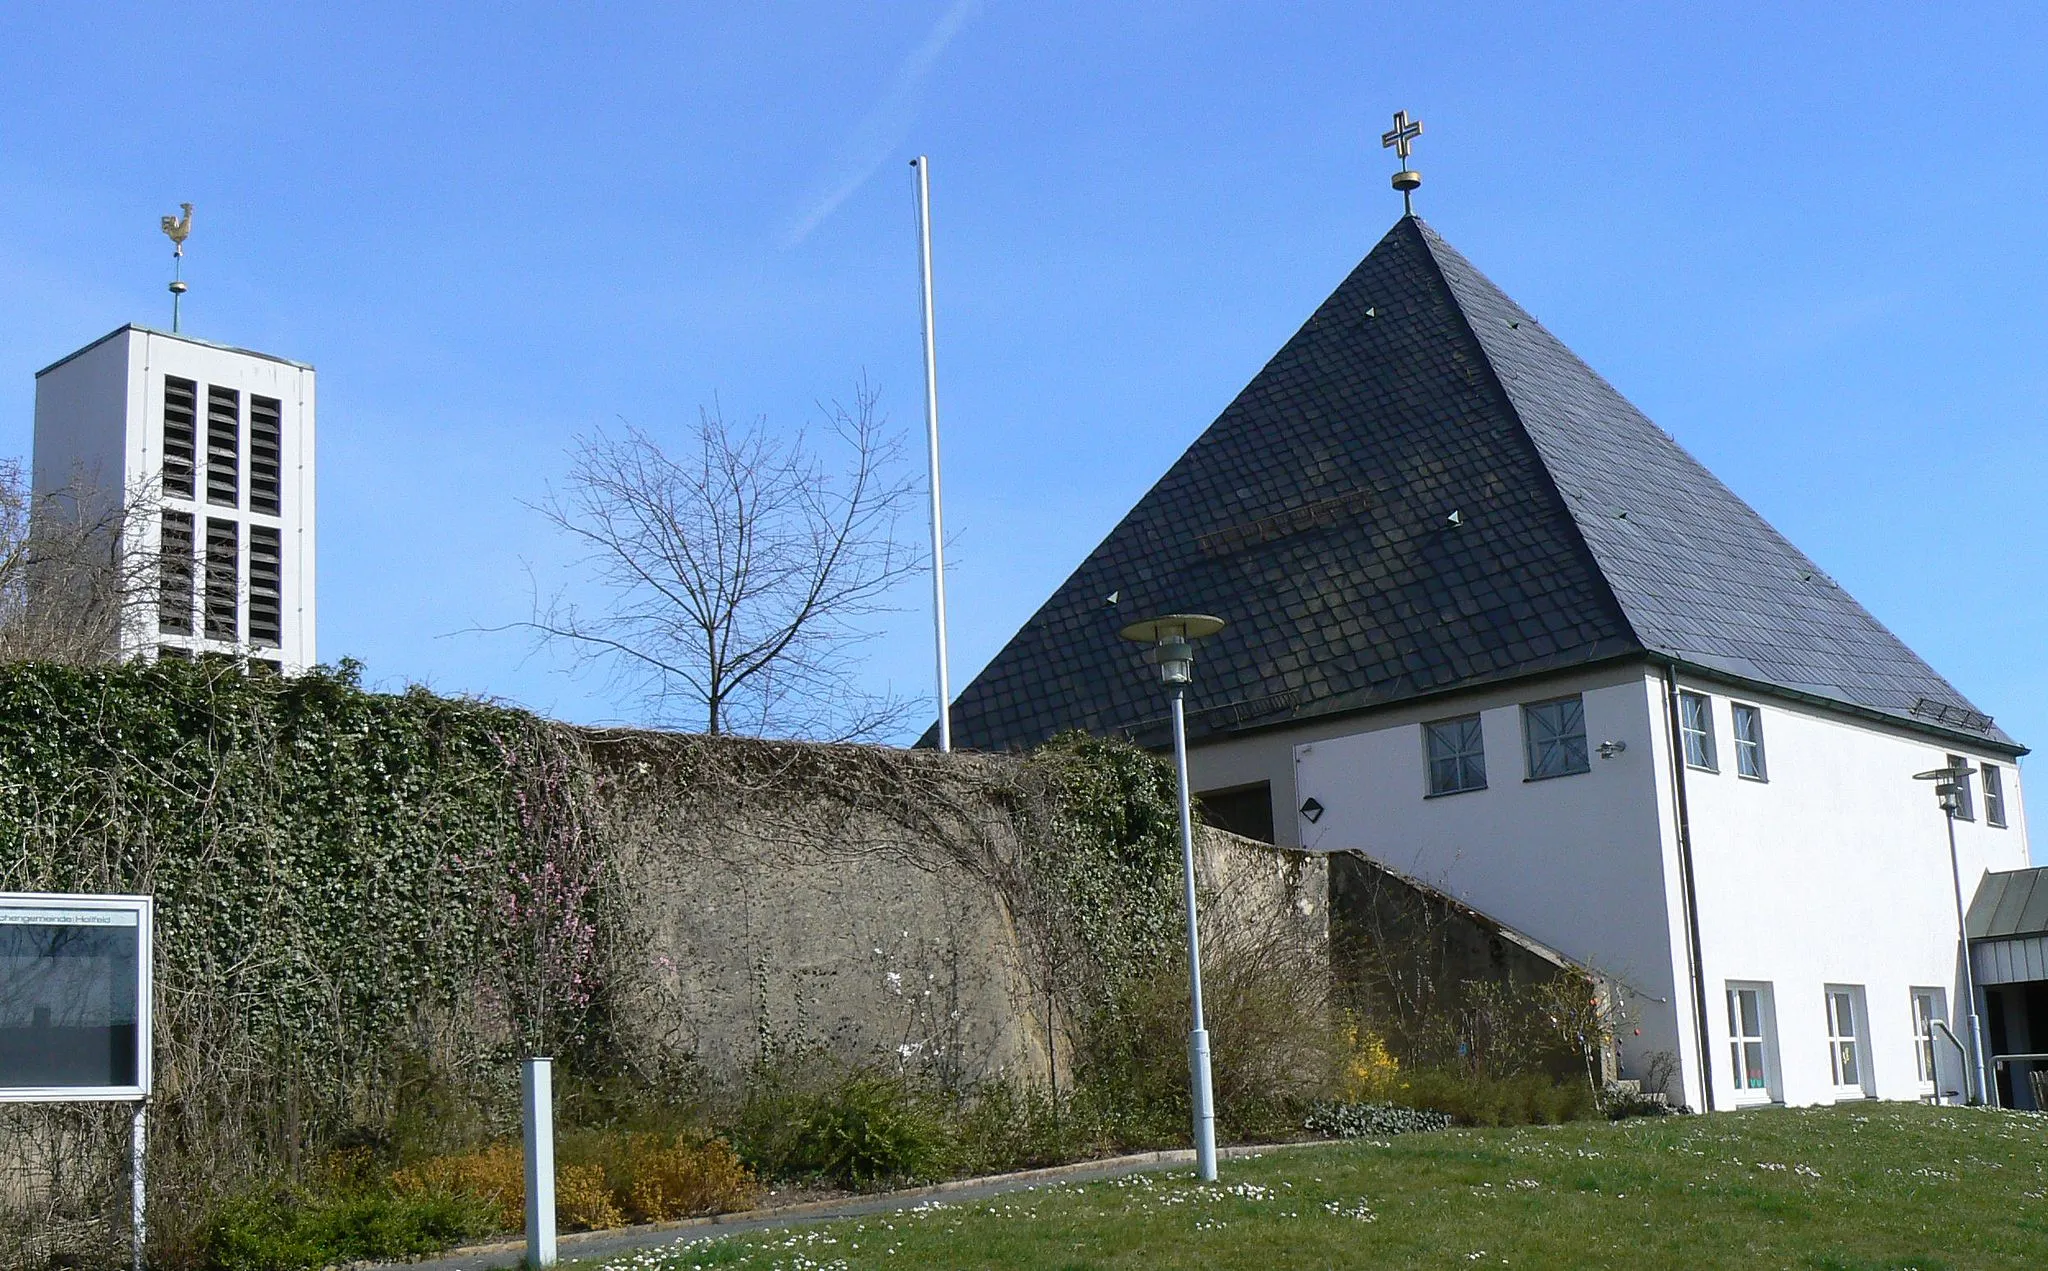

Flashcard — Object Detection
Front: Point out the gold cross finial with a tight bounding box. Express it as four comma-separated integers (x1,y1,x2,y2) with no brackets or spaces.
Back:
1380,111,1424,214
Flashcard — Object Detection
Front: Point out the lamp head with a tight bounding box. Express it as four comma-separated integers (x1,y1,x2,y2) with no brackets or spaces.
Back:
1913,763,1977,815
1118,614,1225,687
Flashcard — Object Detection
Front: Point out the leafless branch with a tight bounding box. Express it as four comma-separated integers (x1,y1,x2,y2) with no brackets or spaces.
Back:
509,381,922,740
0,459,160,665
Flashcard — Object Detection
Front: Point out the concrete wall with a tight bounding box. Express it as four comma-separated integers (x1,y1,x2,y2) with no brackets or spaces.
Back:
596,742,1327,1087
1329,849,1618,1083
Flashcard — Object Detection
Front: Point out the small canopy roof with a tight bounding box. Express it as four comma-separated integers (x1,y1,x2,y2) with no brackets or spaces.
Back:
1968,867,2048,941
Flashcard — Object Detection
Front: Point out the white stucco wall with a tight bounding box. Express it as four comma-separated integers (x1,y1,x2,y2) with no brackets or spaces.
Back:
1288,665,1696,1099
1671,673,2031,1109
29,333,129,504
33,327,317,671
1286,660,2030,1113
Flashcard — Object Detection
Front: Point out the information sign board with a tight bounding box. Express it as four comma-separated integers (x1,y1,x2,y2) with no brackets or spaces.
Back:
0,893,152,1101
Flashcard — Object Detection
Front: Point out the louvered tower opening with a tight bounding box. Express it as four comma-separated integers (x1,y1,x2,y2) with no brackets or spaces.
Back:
206,387,240,508
248,525,282,647
249,396,282,515
204,518,239,642
162,377,197,498
157,510,195,635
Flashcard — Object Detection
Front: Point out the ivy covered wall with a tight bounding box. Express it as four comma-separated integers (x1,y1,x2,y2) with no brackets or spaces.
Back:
0,660,1324,1263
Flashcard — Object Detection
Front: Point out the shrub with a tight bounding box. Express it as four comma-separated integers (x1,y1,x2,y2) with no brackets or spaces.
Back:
1336,1016,1404,1102
591,1133,758,1222
394,1133,757,1233
1601,1081,1679,1120
392,1141,523,1232
1303,1100,1453,1138
733,1068,948,1190
1395,1067,1597,1127
199,1183,494,1271
944,1081,1108,1176
555,1162,624,1230
1076,925,1340,1144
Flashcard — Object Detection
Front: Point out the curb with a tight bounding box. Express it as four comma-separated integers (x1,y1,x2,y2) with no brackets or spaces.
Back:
388,1139,1333,1270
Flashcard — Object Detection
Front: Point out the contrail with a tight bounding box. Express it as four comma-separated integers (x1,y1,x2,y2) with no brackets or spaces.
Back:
782,0,979,247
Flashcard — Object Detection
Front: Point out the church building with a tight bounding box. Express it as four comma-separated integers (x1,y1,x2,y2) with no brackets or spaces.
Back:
936,150,2032,1112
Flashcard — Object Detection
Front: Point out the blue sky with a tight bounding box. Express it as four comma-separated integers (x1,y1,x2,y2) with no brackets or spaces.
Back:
1,5,2042,802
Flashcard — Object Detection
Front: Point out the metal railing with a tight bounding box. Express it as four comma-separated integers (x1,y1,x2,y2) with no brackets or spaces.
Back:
1927,1019,1972,1104
1990,1052,2048,1111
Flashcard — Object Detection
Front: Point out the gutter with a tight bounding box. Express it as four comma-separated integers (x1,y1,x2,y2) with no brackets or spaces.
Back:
1646,654,2025,760
1661,663,1716,1112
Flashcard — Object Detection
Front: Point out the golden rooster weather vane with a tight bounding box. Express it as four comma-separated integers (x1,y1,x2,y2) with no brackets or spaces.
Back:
161,203,192,332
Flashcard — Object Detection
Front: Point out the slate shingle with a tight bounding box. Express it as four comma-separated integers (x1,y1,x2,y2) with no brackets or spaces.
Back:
933,217,2016,754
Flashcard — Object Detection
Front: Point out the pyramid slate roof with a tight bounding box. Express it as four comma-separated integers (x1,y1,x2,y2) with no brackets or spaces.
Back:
935,217,2017,755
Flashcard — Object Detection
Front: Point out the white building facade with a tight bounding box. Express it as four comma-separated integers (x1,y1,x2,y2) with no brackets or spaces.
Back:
1284,663,2030,1111
33,326,316,672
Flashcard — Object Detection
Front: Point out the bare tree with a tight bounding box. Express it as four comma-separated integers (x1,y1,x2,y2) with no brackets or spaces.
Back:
0,459,158,665
515,382,922,740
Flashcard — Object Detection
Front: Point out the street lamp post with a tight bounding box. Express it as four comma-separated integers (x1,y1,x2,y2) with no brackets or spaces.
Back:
1914,762,1989,1105
1119,613,1226,1182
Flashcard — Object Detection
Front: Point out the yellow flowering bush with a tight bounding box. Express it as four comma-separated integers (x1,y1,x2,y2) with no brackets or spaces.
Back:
393,1134,756,1234
1339,1015,1403,1102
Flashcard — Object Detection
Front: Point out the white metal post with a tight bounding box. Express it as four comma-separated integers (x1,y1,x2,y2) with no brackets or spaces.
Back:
1169,686,1217,1181
130,1103,146,1271
522,1058,557,1268
911,155,952,752
1943,810,1990,1104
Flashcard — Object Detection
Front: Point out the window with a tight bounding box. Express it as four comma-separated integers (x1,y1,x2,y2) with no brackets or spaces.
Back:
1425,715,1487,795
1826,986,1870,1094
1984,763,2007,828
249,395,282,515
1726,983,1777,1101
1199,782,1274,843
1946,753,1975,821
1679,691,1717,771
1731,703,1767,780
248,525,282,648
1522,696,1588,780
204,518,239,642
206,386,240,508
1911,988,1948,1086
162,376,197,499
157,511,194,635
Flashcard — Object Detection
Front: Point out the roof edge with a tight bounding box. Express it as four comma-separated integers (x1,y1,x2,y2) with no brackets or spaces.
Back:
1143,649,2025,758
1646,653,2028,758
37,324,314,378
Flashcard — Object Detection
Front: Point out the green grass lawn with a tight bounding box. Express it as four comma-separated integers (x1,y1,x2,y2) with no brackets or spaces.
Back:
579,1104,2048,1270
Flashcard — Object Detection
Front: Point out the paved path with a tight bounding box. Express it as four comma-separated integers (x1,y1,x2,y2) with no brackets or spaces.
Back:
390,1142,1322,1270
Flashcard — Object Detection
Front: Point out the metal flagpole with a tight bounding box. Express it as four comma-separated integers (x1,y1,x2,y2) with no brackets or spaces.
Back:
911,156,952,751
